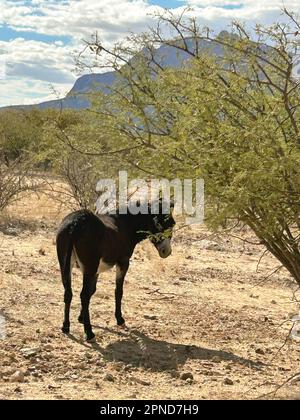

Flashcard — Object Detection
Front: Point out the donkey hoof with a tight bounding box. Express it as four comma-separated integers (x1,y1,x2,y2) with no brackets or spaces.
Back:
117,317,126,327
61,325,70,334
85,332,96,343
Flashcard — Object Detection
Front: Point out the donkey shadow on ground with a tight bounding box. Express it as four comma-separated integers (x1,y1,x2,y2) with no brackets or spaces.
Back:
68,325,264,372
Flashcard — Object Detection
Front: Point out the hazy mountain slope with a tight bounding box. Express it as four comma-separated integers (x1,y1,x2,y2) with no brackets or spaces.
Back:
1,38,216,111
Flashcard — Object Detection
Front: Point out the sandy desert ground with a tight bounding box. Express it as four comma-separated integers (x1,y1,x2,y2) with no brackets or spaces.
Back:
0,188,300,400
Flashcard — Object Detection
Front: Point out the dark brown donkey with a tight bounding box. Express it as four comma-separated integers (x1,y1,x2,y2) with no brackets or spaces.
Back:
56,201,175,341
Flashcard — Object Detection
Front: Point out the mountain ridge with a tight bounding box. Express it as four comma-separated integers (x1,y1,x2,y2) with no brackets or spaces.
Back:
2,32,299,111
1,36,219,111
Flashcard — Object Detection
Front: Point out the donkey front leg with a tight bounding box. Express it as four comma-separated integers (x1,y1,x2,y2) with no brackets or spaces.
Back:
80,272,98,342
115,260,129,326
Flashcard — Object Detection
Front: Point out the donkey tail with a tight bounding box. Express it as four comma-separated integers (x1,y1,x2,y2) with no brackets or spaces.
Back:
56,228,73,282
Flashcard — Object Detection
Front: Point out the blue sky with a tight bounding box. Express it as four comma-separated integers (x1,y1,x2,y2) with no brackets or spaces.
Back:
0,25,72,44
0,0,299,107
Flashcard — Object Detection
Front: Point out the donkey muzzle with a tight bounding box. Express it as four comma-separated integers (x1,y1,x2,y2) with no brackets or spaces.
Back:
156,239,172,258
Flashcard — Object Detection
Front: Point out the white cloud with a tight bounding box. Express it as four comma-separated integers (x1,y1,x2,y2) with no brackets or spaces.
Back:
187,0,299,7
1,0,161,42
0,0,164,106
169,1,300,40
1,0,300,107
0,37,75,81
0,76,72,107
0,37,76,106
185,1,300,25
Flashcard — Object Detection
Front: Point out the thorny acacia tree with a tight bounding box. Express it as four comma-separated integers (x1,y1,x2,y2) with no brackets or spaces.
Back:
76,9,300,286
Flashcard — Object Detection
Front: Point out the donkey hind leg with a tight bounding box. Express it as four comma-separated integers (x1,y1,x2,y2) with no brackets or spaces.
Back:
62,268,72,334
115,260,129,326
80,272,98,342
78,279,97,325
58,244,73,334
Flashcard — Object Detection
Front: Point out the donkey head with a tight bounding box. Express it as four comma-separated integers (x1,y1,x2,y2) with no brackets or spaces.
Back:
148,200,176,258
